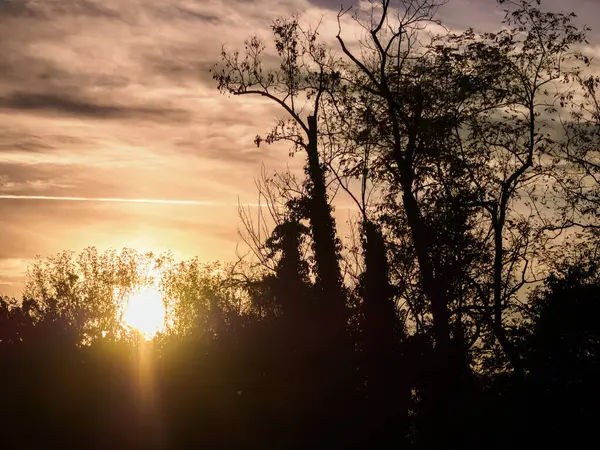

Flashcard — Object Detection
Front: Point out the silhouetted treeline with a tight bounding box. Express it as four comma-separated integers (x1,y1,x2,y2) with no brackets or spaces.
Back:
2,251,599,449
2,0,600,449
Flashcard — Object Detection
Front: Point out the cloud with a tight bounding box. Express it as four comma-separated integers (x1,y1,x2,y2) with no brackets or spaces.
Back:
305,0,354,11
0,92,190,121
0,0,131,21
158,4,222,23
0,194,228,206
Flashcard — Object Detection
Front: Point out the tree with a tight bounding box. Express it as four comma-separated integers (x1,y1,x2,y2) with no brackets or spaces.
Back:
518,259,600,447
333,5,482,440
331,0,591,444
213,16,348,340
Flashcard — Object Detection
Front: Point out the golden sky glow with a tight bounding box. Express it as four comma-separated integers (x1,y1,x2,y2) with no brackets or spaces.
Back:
0,0,598,295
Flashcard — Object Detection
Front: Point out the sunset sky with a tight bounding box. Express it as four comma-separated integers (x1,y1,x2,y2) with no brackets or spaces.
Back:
1,0,598,296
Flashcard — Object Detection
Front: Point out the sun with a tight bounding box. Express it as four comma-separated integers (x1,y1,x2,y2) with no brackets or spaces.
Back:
122,286,166,340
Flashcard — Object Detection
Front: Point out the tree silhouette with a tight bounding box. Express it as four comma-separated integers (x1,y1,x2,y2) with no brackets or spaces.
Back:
213,17,347,342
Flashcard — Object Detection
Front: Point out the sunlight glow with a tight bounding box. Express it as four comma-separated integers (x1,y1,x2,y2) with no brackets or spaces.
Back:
122,286,166,340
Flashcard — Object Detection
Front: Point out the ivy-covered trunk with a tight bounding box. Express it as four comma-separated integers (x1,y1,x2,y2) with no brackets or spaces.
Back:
306,115,346,335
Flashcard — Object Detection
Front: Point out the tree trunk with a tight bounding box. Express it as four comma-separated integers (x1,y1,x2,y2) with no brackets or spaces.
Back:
305,115,346,334
362,220,410,445
493,221,524,379
401,178,461,448
304,115,351,442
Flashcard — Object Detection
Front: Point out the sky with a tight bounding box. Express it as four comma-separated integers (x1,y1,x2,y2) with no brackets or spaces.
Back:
1,0,599,296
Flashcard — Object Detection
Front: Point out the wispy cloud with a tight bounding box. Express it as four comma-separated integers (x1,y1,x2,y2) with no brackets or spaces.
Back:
0,194,270,207
0,92,190,121
0,194,221,206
